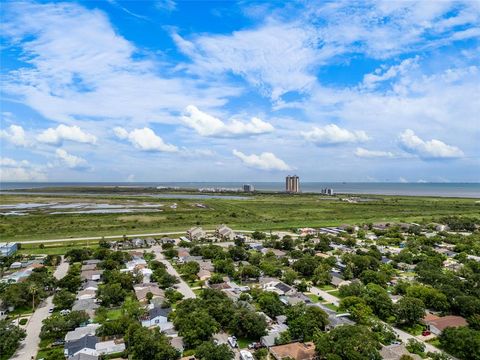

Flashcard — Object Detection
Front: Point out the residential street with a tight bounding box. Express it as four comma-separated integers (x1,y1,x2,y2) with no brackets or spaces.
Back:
152,246,196,299
11,257,70,360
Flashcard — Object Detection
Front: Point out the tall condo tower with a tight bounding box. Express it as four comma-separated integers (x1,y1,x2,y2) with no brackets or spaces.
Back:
285,175,300,193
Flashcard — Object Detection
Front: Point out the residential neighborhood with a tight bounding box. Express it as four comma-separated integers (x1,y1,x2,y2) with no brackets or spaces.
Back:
1,216,479,360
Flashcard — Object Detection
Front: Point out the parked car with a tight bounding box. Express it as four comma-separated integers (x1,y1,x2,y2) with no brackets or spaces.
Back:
228,336,237,348
60,309,71,316
422,330,431,336
48,308,54,313
240,350,254,360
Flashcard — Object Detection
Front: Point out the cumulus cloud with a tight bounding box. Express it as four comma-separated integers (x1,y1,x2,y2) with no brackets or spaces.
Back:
0,124,28,147
0,157,46,181
302,124,369,146
114,127,178,152
55,149,88,169
181,105,274,137
232,149,291,171
37,124,97,145
398,129,464,159
354,147,394,158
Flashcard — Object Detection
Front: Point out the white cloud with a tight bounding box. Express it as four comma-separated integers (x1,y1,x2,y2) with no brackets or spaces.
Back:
181,105,274,137
114,127,178,152
355,147,394,158
302,124,369,146
37,124,97,145
0,124,28,147
398,129,464,159
55,149,88,169
232,149,291,171
0,157,46,181
1,2,239,126
172,22,320,101
362,57,419,90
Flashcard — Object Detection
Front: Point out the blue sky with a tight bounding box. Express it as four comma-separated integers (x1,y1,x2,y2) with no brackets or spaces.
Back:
1,0,479,182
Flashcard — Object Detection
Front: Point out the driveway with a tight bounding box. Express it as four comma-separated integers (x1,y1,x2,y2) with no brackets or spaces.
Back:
11,257,70,360
152,246,196,299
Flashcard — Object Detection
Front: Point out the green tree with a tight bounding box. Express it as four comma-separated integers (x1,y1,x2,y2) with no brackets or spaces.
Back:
53,289,76,310
313,263,332,286
439,326,480,360
287,303,329,341
314,325,381,360
406,339,425,357
230,306,267,339
257,291,285,318
282,269,298,285
126,323,180,360
0,320,26,360
195,341,234,360
395,297,425,326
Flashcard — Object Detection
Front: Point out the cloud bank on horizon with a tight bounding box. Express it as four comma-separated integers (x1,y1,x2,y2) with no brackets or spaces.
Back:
1,0,479,182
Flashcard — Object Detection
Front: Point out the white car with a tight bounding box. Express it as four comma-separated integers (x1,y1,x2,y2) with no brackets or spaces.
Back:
240,350,254,360
227,336,237,348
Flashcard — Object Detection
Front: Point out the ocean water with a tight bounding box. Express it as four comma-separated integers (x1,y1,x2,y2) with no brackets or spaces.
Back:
1,182,479,198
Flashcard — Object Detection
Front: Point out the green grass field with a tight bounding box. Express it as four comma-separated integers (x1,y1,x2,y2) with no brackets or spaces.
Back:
1,192,478,242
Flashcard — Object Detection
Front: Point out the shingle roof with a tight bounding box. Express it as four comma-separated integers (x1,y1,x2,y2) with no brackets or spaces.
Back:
65,335,98,357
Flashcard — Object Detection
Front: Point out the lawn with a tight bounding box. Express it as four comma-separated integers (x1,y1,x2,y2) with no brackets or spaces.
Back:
1,191,478,241
318,284,336,291
237,337,252,349
106,308,123,320
401,323,425,336
323,303,339,311
307,294,322,303
328,290,341,298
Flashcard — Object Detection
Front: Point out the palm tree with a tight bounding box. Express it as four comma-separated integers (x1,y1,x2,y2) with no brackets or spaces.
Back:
28,283,38,311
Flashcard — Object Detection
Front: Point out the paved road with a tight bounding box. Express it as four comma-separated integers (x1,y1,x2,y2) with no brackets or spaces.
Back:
11,257,70,360
152,246,196,299
15,230,261,244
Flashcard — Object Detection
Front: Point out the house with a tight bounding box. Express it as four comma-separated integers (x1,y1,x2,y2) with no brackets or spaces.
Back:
64,335,98,358
187,227,206,241
77,289,96,300
95,339,125,356
312,303,354,330
330,272,351,288
280,294,310,306
83,260,102,266
70,354,98,360
269,342,316,360
81,264,97,272
0,242,18,257
380,344,422,360
65,324,101,342
82,281,99,291
72,299,99,319
216,225,235,240
262,248,287,258
262,281,296,296
141,306,171,328
261,323,289,347
160,237,176,244
422,314,468,335
197,269,211,281
80,270,104,282
134,283,165,303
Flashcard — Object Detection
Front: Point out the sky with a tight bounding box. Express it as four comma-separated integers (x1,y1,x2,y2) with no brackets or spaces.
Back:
1,0,479,183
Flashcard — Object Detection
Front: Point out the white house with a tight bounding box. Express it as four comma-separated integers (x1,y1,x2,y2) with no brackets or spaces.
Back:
141,306,171,328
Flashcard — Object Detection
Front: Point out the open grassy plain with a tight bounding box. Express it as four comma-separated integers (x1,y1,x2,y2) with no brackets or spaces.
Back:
1,189,478,242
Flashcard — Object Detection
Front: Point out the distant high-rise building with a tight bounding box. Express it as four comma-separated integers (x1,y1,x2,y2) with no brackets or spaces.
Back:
243,184,255,192
285,175,300,193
